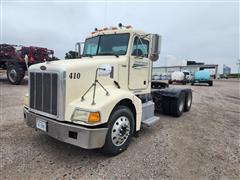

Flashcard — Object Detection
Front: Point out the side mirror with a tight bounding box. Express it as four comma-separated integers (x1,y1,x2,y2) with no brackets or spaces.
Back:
75,42,83,58
149,34,161,61
98,64,112,76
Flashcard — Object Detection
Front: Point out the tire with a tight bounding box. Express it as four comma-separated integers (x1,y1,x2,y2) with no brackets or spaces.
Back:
102,105,135,156
168,80,172,84
191,81,194,86
183,80,187,85
184,91,192,112
209,81,213,86
162,92,186,117
7,64,25,85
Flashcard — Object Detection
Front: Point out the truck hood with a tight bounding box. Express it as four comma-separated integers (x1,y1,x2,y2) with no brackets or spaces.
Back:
29,56,121,71
29,56,126,107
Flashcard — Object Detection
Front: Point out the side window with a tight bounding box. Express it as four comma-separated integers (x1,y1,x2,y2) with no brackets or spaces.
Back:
131,37,149,57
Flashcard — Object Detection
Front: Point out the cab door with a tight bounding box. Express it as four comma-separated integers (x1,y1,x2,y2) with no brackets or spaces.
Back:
128,36,150,90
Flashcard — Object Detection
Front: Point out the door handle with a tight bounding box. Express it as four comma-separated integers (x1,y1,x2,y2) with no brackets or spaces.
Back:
134,56,144,59
132,64,148,69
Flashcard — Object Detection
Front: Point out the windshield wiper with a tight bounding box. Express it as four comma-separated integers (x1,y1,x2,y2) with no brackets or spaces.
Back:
97,52,119,58
82,54,93,58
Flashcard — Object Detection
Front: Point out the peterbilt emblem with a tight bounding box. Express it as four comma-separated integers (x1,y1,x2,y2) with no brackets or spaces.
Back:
40,66,46,70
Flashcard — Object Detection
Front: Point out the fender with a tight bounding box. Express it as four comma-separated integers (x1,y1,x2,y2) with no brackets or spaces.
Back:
65,86,142,130
155,87,192,98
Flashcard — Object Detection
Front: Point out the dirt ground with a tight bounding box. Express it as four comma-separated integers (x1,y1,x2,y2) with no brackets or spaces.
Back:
0,72,240,180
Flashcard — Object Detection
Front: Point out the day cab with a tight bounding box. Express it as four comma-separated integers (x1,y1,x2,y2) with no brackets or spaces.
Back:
23,24,192,155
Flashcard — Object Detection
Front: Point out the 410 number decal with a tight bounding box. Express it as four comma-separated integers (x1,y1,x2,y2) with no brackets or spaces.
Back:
69,73,81,79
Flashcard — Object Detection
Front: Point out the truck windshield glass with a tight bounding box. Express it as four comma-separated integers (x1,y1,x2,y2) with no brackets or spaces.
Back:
83,34,130,56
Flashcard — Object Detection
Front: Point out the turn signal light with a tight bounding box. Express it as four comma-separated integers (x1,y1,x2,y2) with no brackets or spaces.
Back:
88,112,101,123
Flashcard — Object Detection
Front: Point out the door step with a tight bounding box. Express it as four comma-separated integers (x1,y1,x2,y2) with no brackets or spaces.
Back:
141,116,160,127
141,101,160,127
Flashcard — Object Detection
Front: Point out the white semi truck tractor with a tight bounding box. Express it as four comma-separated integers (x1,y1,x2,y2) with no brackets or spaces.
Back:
23,24,192,155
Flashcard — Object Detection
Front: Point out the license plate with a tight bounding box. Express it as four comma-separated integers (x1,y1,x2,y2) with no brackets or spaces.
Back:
36,119,47,132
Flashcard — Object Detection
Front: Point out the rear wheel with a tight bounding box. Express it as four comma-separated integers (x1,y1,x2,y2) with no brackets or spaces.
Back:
209,80,213,86
7,64,25,85
191,81,195,86
162,92,186,117
184,91,192,112
102,106,134,156
168,80,172,84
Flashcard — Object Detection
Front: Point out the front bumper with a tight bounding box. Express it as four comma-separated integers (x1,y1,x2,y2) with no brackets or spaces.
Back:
23,107,108,149
193,80,210,83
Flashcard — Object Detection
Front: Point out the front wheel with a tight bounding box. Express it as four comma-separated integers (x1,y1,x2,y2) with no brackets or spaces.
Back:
102,106,134,156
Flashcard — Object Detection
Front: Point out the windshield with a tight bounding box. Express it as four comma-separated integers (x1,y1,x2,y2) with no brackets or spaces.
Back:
83,33,130,56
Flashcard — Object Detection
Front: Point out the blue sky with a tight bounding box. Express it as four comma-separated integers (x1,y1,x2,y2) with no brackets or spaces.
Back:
1,0,239,73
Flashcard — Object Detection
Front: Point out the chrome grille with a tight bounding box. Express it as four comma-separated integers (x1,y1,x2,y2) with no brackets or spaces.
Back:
30,72,58,116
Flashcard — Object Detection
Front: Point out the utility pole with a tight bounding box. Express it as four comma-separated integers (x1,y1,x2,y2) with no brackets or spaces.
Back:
237,59,240,80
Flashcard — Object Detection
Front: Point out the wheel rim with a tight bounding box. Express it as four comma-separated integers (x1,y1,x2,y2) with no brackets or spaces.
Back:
179,99,184,112
8,69,17,82
187,94,192,107
111,116,130,146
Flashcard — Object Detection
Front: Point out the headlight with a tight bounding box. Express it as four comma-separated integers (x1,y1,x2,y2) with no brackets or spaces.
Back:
71,109,101,124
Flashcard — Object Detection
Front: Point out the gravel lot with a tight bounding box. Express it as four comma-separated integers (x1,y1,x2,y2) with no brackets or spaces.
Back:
1,72,240,180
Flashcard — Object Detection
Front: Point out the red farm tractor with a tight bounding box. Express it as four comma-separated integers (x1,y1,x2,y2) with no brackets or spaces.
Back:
0,44,58,84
